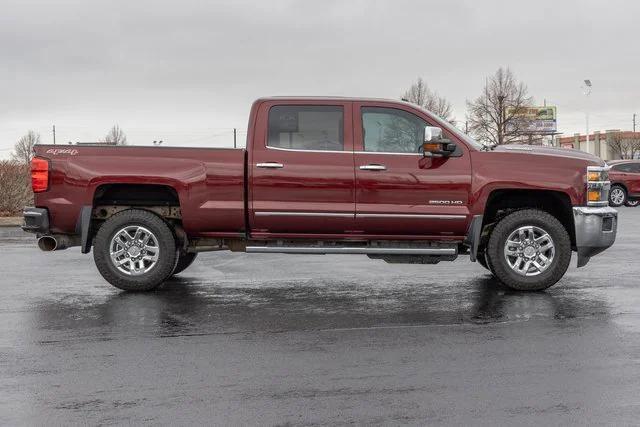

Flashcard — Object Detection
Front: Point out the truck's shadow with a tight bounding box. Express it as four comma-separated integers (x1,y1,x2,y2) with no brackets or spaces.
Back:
31,272,611,340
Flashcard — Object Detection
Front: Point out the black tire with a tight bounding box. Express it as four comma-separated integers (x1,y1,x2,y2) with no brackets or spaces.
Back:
172,252,198,276
476,250,489,270
476,249,490,271
93,209,177,291
625,199,639,207
485,209,571,291
609,185,627,207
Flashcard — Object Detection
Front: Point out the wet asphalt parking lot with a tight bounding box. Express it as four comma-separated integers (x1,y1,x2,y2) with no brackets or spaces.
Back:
1,208,639,425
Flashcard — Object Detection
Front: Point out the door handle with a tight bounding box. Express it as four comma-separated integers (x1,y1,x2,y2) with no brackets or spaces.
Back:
359,164,387,171
256,162,284,169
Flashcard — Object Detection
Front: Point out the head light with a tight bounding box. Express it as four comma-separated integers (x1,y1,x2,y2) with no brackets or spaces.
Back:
586,166,610,207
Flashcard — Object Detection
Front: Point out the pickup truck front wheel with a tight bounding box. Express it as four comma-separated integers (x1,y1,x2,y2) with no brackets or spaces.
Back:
476,249,493,273
93,209,177,291
485,209,571,291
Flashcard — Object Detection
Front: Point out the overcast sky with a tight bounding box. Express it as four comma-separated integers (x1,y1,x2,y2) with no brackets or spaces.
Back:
2,0,639,157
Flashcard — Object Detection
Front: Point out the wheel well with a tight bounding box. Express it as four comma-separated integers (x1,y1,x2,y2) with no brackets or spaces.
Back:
93,184,180,207
482,189,575,247
92,184,182,222
89,184,184,251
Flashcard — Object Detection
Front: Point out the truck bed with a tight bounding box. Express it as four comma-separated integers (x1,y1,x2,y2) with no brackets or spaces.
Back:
33,145,247,236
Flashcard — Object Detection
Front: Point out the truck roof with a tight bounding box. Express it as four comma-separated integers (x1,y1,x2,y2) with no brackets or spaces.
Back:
256,96,417,106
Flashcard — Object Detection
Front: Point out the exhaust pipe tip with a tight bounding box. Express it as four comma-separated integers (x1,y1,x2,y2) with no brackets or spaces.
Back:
38,236,58,251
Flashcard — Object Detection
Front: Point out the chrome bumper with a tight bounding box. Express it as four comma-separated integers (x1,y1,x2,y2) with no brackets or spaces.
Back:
573,206,617,267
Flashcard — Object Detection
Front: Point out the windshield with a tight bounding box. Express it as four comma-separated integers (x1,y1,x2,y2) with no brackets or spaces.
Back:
454,129,485,150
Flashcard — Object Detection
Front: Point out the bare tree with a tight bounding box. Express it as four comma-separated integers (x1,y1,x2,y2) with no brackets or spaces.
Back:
402,77,455,124
11,130,40,165
466,67,533,145
101,125,128,145
0,161,32,215
608,132,640,159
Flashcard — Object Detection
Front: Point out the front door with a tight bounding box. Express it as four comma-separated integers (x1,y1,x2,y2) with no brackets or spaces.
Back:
353,102,472,237
249,101,355,236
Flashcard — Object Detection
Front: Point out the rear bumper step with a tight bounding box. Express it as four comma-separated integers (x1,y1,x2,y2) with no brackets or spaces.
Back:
22,207,49,234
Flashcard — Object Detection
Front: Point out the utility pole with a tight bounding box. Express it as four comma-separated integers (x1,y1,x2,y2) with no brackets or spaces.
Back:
233,128,237,148
583,80,592,153
634,113,636,132
52,125,56,145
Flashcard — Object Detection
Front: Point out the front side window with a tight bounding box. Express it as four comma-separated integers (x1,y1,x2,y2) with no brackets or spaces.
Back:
362,107,427,153
268,105,344,151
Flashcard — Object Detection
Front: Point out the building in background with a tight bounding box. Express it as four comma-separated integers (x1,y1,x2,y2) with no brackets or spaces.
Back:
556,130,640,161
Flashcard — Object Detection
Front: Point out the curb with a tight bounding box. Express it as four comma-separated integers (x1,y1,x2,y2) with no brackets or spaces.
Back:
0,218,23,227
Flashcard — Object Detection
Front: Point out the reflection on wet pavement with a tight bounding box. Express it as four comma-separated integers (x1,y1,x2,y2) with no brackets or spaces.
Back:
30,274,613,342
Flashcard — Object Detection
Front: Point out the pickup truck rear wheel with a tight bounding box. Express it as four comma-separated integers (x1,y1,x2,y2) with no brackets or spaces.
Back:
486,209,571,291
93,209,177,291
172,252,198,276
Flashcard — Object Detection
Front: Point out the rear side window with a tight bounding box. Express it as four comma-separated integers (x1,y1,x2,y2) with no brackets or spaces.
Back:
268,105,344,151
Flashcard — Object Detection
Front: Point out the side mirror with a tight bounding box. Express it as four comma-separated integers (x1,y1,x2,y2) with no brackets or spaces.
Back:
423,126,455,157
424,126,443,142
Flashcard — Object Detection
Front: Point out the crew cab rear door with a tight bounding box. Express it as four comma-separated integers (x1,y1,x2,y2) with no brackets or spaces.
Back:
352,101,472,237
248,100,355,235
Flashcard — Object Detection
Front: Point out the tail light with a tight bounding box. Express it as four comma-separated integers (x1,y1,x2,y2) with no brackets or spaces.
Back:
31,157,49,193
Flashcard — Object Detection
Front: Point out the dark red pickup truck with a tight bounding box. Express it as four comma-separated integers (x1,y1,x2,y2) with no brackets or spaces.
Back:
23,97,617,292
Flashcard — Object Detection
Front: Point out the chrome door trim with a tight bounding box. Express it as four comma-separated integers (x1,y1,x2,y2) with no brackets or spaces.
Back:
266,145,350,154
356,213,466,220
254,212,464,220
256,162,284,168
354,151,422,156
255,211,354,218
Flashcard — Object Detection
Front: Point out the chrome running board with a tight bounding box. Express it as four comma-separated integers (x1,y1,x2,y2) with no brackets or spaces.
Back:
246,245,457,256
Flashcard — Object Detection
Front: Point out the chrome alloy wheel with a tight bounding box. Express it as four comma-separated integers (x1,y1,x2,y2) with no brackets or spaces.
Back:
503,225,555,277
109,226,160,276
610,187,625,206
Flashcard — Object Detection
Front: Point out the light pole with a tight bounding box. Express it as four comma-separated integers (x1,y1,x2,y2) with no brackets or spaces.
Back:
583,79,592,153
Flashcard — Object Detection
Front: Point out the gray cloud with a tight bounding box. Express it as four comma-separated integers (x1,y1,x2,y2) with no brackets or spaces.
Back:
2,0,639,155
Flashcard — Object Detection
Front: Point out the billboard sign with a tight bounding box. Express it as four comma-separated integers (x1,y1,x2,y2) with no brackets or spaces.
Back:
506,106,557,134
